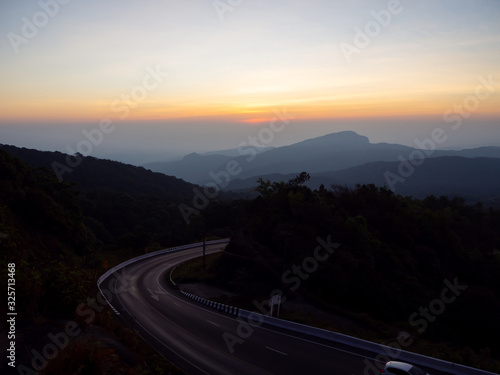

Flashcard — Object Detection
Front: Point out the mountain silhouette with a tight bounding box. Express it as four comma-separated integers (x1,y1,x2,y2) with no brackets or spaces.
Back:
143,131,500,185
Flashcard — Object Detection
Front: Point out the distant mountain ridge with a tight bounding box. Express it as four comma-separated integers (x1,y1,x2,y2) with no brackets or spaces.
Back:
143,131,500,185
201,146,273,157
227,156,500,206
3,130,500,212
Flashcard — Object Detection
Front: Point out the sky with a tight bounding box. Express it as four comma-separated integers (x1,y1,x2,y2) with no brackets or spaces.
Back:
1,0,499,164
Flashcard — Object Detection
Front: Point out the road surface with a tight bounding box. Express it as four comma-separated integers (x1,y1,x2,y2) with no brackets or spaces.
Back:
100,243,452,375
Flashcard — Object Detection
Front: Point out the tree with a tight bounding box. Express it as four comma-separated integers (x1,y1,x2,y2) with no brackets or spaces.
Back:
287,172,310,186
256,172,311,199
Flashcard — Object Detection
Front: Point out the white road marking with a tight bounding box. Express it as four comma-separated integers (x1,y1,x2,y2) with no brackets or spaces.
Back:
265,346,288,356
207,319,220,327
169,266,177,286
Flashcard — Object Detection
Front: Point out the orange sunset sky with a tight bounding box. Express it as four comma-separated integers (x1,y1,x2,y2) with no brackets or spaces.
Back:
1,0,499,163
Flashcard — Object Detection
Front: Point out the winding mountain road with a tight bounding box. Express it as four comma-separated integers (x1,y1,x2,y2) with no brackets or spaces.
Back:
99,243,455,375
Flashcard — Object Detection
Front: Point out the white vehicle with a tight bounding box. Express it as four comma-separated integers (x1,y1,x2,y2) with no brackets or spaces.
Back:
381,361,430,375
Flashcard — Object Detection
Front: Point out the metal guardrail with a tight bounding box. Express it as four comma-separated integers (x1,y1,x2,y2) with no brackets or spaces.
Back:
98,238,496,375
181,291,240,316
236,309,496,375
178,277,496,374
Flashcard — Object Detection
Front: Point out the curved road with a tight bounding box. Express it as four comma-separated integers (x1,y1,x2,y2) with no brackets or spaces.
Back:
100,244,452,375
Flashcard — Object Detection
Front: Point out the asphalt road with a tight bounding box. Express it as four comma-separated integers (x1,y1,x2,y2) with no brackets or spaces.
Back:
100,244,453,375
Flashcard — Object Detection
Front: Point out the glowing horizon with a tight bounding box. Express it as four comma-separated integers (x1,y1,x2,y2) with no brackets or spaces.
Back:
1,0,499,155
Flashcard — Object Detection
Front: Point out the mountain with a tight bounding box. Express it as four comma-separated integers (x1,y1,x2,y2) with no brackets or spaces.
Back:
323,156,500,199
145,152,235,183
143,131,415,183
0,144,207,247
201,146,274,157
0,144,196,200
143,131,500,185
143,146,273,182
226,156,500,206
235,131,413,177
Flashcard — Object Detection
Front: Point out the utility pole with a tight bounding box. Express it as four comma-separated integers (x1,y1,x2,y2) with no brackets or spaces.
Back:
203,235,206,270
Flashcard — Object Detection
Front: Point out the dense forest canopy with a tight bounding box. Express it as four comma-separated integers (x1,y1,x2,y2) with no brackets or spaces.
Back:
196,172,500,365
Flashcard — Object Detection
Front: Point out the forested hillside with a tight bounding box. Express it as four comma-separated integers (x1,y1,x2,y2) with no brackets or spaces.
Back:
0,144,225,251
0,149,96,314
191,173,500,371
0,149,185,374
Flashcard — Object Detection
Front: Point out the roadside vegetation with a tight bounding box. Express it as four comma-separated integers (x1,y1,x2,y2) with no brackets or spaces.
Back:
0,149,184,374
176,172,500,373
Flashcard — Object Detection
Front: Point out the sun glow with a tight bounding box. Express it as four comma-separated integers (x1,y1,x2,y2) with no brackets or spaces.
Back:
1,0,499,153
